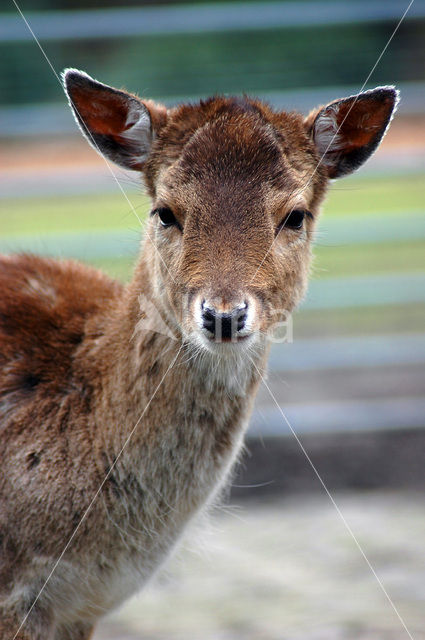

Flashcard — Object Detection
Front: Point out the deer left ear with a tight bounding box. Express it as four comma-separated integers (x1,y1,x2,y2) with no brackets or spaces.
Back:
305,86,399,179
62,68,167,171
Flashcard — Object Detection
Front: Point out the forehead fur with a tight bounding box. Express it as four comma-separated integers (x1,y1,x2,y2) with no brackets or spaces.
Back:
144,96,322,199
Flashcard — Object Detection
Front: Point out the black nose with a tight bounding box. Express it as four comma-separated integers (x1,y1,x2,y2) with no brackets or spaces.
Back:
202,302,248,340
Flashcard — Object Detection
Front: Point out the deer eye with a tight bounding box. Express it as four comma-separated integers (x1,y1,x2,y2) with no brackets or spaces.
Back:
277,209,307,232
154,207,180,230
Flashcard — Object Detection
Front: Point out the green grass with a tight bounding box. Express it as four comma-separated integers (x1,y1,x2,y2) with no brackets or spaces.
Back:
0,193,150,235
89,256,136,282
294,303,425,339
324,173,424,217
1,173,423,236
313,240,425,279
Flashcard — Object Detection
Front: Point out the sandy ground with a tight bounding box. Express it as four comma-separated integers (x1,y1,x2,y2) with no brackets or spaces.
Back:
92,491,425,640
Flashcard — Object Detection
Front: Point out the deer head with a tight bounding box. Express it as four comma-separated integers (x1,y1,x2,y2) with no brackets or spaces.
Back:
63,70,398,355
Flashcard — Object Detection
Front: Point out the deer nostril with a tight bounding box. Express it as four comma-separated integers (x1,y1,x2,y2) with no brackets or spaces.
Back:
237,309,247,331
201,302,248,340
201,307,216,333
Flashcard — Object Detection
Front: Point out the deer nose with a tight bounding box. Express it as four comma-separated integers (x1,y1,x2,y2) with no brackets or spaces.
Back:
201,301,248,340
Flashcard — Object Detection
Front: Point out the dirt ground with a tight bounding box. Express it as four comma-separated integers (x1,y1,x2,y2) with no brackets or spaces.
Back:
92,491,425,640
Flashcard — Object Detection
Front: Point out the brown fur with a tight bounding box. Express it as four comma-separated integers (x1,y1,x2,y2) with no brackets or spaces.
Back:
0,72,397,639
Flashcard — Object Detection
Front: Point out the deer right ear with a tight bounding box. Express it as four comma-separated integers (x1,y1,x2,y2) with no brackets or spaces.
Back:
62,69,167,171
305,86,399,178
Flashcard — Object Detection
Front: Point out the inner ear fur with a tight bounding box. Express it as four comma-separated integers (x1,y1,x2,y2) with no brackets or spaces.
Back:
62,69,167,171
305,86,399,178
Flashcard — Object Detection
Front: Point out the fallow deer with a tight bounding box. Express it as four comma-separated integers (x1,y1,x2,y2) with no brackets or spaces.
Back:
0,69,398,639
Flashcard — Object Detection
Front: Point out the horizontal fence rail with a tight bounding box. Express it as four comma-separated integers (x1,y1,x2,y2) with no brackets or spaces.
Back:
267,333,425,372
2,1,425,42
250,396,425,436
251,333,425,436
2,2,424,118
1,82,424,139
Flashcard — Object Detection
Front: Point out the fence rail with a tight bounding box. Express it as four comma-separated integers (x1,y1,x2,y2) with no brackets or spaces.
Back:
2,1,424,114
2,1,425,42
1,81,424,140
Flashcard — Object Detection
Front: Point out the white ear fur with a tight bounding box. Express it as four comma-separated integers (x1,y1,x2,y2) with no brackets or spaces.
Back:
120,101,154,167
312,104,345,168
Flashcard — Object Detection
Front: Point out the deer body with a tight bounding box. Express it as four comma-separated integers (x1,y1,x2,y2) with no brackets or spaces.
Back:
0,71,397,639
0,255,261,634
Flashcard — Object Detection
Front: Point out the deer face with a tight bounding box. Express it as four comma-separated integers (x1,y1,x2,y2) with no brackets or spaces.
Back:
144,104,322,352
64,70,398,353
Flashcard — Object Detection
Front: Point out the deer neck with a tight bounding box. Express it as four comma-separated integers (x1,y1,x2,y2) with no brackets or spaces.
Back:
87,254,267,507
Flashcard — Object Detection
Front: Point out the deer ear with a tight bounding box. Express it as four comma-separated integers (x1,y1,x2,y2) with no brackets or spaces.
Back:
62,69,167,171
305,86,399,179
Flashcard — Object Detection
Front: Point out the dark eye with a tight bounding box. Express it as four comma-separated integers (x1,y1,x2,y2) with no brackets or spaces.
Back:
157,207,176,227
153,207,181,230
278,209,307,232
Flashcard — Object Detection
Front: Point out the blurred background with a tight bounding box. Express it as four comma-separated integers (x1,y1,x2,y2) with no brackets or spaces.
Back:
1,1,424,638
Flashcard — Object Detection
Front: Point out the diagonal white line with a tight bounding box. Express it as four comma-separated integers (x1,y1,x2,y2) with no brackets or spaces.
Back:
252,360,415,640
11,0,176,285
250,0,414,283
11,344,183,640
